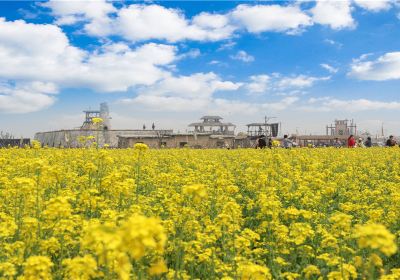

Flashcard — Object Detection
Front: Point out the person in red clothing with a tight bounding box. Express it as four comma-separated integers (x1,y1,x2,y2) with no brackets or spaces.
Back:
347,135,356,148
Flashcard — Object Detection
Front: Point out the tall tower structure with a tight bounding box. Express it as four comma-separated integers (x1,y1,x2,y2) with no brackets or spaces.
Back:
81,103,111,130
100,102,111,130
326,119,357,136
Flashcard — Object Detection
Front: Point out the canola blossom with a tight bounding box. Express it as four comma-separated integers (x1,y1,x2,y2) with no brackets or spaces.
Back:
0,147,399,279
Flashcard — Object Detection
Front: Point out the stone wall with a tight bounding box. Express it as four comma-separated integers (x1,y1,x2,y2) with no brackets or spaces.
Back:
34,129,173,148
119,134,236,149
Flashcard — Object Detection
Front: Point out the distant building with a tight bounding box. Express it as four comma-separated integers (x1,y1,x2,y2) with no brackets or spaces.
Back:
81,102,111,130
293,119,358,147
326,119,357,136
35,103,171,148
118,116,237,149
118,133,235,149
189,116,235,135
246,122,279,138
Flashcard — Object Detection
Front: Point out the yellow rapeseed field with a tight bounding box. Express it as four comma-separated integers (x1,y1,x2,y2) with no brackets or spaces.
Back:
0,145,400,279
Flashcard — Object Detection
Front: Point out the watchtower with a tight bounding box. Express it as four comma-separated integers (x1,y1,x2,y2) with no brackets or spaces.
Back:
81,103,111,130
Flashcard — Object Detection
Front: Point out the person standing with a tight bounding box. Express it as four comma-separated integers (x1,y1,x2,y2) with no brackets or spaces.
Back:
256,135,266,149
268,138,273,149
282,135,293,149
365,137,372,147
357,137,365,148
347,135,356,148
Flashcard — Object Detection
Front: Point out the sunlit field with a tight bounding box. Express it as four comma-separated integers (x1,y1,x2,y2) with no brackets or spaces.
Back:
1,146,400,279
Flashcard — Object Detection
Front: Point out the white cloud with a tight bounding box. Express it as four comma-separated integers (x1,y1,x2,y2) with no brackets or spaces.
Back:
262,96,300,110
320,63,339,73
75,43,176,92
217,41,237,51
114,5,234,42
303,97,400,112
177,49,201,60
311,0,355,30
349,52,400,80
42,0,116,36
276,75,330,89
42,2,389,43
0,81,57,113
230,50,254,62
324,39,343,48
209,99,259,115
120,72,242,111
242,73,330,95
230,4,312,33
246,75,270,93
353,0,393,12
0,18,177,93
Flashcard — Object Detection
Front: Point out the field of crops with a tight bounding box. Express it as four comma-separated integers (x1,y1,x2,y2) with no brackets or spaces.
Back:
0,146,400,279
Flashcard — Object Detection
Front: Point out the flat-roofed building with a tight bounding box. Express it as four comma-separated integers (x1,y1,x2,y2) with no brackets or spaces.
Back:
189,116,235,135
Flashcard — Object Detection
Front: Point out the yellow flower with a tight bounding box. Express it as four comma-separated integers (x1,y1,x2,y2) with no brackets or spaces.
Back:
92,117,103,124
0,212,17,238
148,259,168,276
328,264,357,280
31,140,41,149
353,224,397,256
0,262,16,278
134,143,149,151
302,265,320,279
238,263,272,280
62,255,100,280
381,268,400,280
21,256,53,280
119,215,166,260
182,184,207,203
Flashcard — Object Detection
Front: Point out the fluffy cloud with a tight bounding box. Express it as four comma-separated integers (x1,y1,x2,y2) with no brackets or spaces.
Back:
349,52,400,80
44,2,313,41
42,0,116,35
230,50,255,63
81,4,235,42
0,18,177,93
304,97,400,111
120,72,242,111
353,0,393,12
245,75,270,93
276,75,330,89
243,73,330,95
42,1,400,43
0,81,57,113
42,2,368,43
230,4,312,33
311,0,355,29
262,96,300,110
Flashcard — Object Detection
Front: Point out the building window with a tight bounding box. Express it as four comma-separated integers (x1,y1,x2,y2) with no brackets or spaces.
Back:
179,142,187,148
216,141,225,148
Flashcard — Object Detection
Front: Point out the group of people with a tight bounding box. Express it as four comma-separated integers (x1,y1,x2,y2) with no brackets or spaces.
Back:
343,135,371,148
255,134,399,149
346,135,397,148
255,135,294,149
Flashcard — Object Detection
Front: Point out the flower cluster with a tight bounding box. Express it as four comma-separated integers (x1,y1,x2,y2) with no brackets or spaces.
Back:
0,147,399,279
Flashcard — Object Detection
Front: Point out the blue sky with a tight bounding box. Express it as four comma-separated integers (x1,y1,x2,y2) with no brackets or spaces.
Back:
0,0,400,137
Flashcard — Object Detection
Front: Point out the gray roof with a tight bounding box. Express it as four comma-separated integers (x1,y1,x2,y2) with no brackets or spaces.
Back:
189,122,235,127
200,116,223,120
246,123,278,127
